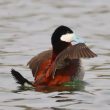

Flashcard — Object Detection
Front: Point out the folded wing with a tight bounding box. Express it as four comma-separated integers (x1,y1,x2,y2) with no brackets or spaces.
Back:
27,50,52,76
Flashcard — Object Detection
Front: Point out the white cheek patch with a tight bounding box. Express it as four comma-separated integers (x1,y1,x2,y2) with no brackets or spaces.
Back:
60,33,73,42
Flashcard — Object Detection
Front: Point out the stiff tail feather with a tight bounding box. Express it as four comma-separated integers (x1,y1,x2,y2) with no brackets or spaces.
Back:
11,69,33,86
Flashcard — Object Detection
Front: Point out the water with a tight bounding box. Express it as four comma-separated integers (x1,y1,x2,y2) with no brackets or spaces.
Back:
0,0,110,110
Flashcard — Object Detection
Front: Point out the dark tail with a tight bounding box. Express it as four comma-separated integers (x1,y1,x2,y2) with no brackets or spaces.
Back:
11,69,33,86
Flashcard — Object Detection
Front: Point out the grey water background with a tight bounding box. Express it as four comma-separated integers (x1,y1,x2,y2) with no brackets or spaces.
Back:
0,0,110,110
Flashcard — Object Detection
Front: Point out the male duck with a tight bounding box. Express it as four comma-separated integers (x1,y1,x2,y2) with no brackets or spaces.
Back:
11,25,97,88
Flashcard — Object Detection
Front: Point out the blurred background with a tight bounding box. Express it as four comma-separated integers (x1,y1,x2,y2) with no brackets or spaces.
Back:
0,0,110,110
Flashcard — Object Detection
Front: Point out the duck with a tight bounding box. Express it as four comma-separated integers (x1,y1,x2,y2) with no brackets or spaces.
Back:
11,25,97,88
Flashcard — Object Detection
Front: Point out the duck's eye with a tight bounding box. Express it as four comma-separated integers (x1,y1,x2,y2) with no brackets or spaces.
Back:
67,31,70,34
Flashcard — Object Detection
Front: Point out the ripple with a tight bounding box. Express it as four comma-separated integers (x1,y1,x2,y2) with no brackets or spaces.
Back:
0,0,110,110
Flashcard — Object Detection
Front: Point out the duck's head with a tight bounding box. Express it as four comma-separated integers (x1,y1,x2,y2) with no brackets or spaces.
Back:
51,25,85,54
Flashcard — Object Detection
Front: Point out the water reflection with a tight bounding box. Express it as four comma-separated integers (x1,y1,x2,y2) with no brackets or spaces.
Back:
12,80,85,93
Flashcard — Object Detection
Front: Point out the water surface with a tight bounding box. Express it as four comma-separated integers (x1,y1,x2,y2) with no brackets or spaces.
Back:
0,0,110,110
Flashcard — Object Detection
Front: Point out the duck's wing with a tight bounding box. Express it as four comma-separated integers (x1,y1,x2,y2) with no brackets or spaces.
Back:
27,50,52,76
55,43,97,63
51,43,97,77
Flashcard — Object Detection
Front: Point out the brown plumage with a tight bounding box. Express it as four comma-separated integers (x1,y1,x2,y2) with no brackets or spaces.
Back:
27,43,97,85
27,50,52,77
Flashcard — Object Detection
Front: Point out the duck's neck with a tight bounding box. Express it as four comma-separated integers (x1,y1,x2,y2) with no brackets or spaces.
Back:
51,51,58,63
51,42,71,63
